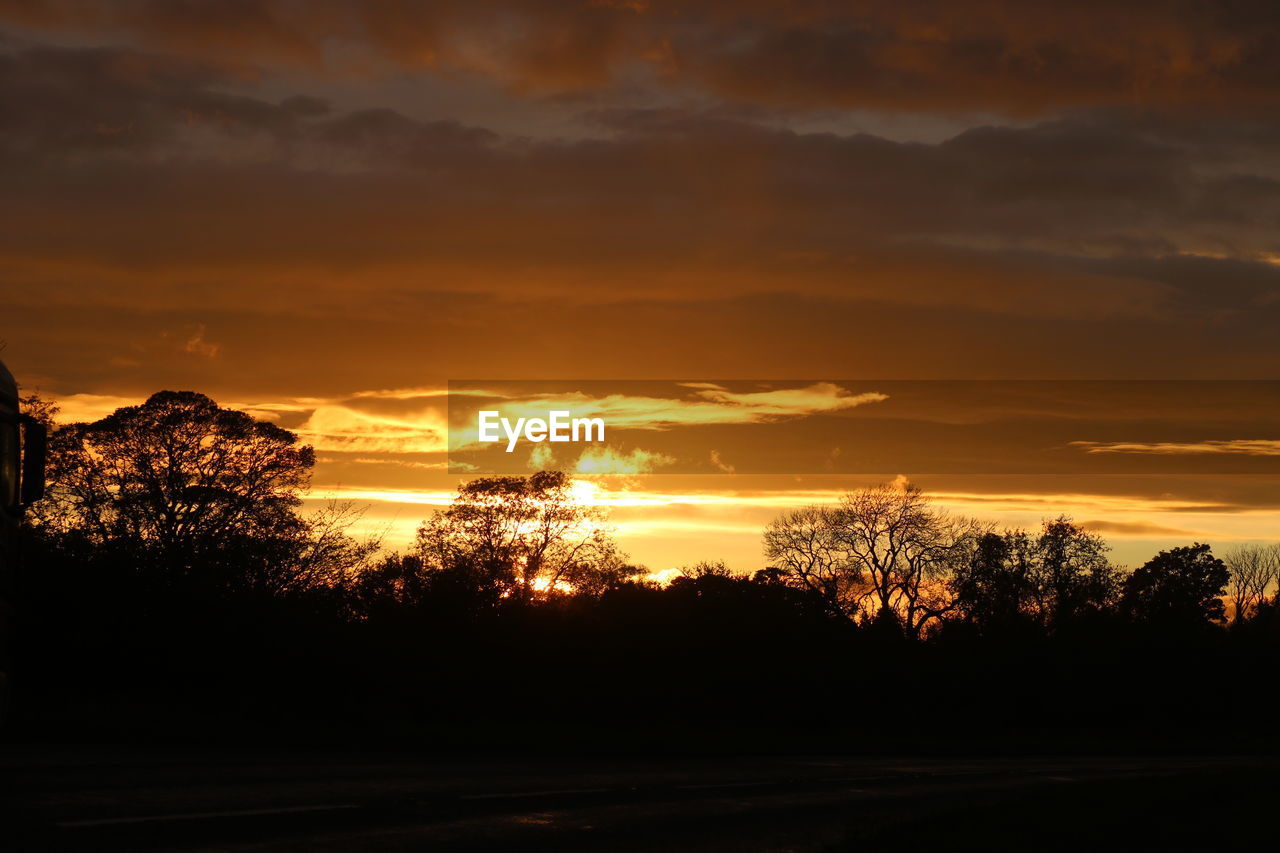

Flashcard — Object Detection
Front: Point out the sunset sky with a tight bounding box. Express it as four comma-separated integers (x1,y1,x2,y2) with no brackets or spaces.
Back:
4,1,1280,571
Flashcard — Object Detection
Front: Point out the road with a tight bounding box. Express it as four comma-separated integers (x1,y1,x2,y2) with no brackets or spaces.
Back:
2,747,1273,850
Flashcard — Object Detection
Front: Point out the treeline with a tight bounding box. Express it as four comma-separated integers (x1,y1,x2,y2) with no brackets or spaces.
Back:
7,391,1280,751
764,482,1280,637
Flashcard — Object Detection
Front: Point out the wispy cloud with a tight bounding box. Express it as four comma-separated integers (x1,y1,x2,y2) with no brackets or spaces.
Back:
456,382,886,439
709,449,735,473
182,325,221,358
295,403,447,455
1079,519,1203,538
1072,440,1280,456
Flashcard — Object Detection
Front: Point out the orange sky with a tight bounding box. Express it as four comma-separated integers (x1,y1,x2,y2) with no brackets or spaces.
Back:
4,1,1280,571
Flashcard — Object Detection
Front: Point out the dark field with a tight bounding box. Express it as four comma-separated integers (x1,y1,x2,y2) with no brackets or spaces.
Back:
3,748,1274,851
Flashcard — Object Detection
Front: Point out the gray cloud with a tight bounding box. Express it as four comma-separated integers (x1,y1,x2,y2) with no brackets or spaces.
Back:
5,1,1280,114
3,35,1280,401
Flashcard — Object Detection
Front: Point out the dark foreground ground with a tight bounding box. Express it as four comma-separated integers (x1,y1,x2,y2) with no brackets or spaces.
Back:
1,747,1274,851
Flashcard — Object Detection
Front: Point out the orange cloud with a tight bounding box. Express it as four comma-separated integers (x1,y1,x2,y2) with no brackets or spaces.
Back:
1073,440,1280,456
573,446,674,475
453,383,887,442
294,403,447,455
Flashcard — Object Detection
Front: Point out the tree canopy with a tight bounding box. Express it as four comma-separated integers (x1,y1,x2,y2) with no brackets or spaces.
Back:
1120,543,1230,629
414,470,637,604
35,391,314,562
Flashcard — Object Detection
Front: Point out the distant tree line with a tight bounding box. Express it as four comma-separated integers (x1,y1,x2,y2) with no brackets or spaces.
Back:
763,483,1267,638
8,391,1280,750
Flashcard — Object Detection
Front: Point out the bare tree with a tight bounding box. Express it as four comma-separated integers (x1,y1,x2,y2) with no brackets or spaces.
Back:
832,482,981,638
1224,544,1280,624
762,504,859,620
262,500,383,596
764,481,980,637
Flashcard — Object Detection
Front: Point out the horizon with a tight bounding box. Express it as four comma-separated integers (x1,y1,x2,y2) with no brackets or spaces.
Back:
23,380,1280,574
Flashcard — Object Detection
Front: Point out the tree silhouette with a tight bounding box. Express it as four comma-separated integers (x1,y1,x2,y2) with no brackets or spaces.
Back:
414,470,636,603
1027,517,1119,628
1121,543,1230,629
948,518,1118,633
24,391,354,597
241,499,382,597
950,530,1037,633
1223,544,1279,625
8,422,1280,756
764,481,978,637
761,504,858,620
836,482,979,637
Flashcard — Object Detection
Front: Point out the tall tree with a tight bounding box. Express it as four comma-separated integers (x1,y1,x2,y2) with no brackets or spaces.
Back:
33,391,316,578
1223,544,1279,625
761,504,857,620
764,481,978,637
949,519,1119,633
1121,544,1230,628
415,470,636,603
949,529,1037,632
1027,516,1119,627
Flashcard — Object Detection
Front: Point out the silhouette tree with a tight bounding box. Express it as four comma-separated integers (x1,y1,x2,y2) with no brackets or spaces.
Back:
1223,544,1279,625
36,391,312,553
949,518,1118,633
764,481,978,637
243,499,382,597
347,551,498,622
1120,543,1230,628
1027,516,1119,628
678,560,737,580
834,482,978,637
18,391,57,430
28,391,339,594
666,561,745,604
949,529,1037,633
762,504,856,620
414,470,636,603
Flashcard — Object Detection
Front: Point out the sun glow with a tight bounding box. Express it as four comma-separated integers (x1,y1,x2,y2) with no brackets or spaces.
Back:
312,476,1280,578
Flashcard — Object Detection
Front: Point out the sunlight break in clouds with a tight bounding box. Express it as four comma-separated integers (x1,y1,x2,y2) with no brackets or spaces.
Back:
321,481,1254,517
296,403,448,455
573,446,675,475
451,382,887,446
313,478,1280,576
575,382,889,429
687,383,888,419
44,393,144,424
527,440,674,475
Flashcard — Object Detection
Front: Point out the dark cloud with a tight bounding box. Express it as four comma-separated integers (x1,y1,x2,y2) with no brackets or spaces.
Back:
2,34,1279,401
676,1,1280,114
3,44,1278,302
1077,520,1202,537
3,1,1280,113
